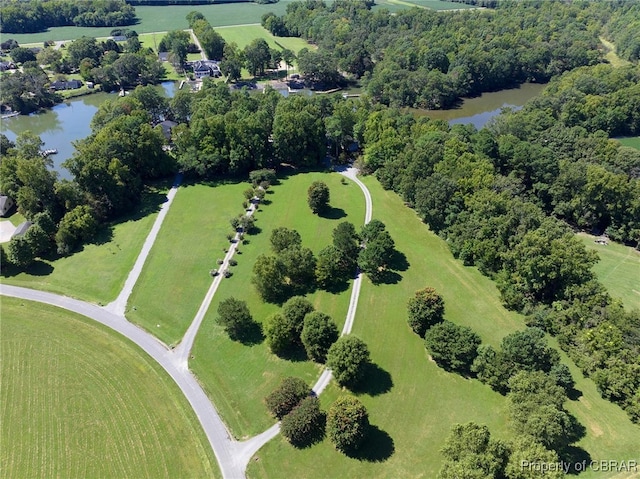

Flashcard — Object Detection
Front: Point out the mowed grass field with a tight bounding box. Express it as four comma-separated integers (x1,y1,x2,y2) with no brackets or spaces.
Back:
1,184,169,305
127,181,249,346
618,136,640,150
247,177,640,479
217,24,310,53
190,171,365,438
379,0,476,10
578,233,640,311
1,297,218,479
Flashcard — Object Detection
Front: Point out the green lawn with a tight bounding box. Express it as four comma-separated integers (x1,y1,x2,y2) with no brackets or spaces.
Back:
0,297,218,479
618,136,640,150
1,184,169,305
190,171,365,438
126,181,249,346
218,24,311,53
247,177,640,479
578,233,640,311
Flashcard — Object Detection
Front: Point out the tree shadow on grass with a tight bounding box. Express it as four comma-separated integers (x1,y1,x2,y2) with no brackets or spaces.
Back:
234,321,264,346
1,260,55,278
345,425,394,462
561,446,592,475
567,387,583,401
388,250,409,272
371,269,403,285
351,362,393,397
277,344,309,363
319,207,347,220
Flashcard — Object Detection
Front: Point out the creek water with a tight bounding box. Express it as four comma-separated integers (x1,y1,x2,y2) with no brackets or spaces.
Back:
1,81,543,180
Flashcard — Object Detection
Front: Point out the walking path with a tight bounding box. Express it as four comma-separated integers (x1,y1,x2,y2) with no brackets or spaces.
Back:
0,167,373,479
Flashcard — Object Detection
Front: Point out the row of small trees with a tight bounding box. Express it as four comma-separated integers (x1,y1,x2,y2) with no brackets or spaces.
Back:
266,377,371,452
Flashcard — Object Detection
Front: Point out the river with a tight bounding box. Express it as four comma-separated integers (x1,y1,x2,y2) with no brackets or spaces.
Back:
1,82,544,180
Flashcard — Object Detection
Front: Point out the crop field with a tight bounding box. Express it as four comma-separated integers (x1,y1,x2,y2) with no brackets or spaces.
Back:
618,136,640,150
578,233,640,311
0,297,218,479
247,177,640,479
190,171,366,438
126,181,249,346
1,183,169,305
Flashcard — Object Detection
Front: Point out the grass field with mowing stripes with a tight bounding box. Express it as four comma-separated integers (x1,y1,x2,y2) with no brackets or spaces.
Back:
578,232,640,311
1,183,169,305
618,136,640,150
247,176,640,479
127,181,249,346
190,171,365,438
0,297,219,479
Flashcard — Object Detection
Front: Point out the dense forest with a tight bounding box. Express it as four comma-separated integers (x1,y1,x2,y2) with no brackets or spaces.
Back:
0,0,136,33
264,0,640,109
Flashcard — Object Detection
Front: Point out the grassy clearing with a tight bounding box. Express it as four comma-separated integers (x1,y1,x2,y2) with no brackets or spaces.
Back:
0,297,218,479
126,181,249,346
578,233,640,311
600,37,631,68
1,184,169,305
618,136,640,150
247,177,640,479
218,24,310,53
190,171,365,438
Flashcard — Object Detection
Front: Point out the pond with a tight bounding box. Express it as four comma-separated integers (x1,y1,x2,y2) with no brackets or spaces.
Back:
0,82,177,180
416,82,546,128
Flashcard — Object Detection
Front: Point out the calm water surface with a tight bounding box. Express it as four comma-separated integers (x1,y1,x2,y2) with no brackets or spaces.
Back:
1,82,177,180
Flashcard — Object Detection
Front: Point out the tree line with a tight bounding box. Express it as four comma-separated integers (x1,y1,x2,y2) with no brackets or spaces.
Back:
263,0,638,107
0,0,136,33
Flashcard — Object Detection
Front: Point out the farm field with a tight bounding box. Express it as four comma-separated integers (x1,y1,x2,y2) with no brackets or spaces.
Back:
0,297,218,479
618,136,640,150
6,0,470,44
126,181,248,346
1,183,169,305
190,171,366,438
578,232,640,311
247,176,640,479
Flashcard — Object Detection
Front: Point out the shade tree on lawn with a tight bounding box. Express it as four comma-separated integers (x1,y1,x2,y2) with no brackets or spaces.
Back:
406,287,445,337
307,180,330,214
300,311,339,363
424,320,481,374
326,335,370,388
327,395,370,453
265,376,309,419
216,297,255,341
280,396,326,448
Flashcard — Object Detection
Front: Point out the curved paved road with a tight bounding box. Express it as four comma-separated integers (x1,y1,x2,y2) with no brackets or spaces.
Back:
1,167,373,479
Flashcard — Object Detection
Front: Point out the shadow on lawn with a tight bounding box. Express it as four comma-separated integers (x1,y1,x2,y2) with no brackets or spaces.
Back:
319,206,347,220
351,362,393,397
346,425,395,462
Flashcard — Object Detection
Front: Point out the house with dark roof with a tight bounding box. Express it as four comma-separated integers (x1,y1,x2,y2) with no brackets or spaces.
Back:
50,80,82,91
112,35,127,42
0,61,16,71
158,52,169,62
159,120,178,140
0,195,15,216
12,221,32,238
